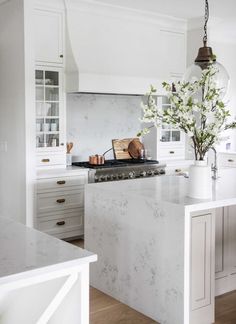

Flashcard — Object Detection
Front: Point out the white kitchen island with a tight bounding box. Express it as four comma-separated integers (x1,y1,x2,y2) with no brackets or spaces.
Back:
85,169,236,324
0,217,97,324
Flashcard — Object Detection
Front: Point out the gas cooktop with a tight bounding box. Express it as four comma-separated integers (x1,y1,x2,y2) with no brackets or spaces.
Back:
72,159,160,169
73,159,166,183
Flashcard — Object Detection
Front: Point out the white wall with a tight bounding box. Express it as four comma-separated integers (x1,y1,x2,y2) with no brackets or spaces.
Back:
66,94,142,161
186,27,203,67
210,40,236,151
0,0,35,225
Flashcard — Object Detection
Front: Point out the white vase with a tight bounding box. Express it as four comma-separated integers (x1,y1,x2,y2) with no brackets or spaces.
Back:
188,160,212,199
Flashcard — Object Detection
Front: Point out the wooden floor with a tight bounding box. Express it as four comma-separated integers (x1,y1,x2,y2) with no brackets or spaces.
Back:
70,239,236,324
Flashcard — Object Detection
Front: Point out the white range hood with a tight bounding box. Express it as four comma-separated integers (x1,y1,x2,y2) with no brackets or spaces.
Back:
64,0,186,94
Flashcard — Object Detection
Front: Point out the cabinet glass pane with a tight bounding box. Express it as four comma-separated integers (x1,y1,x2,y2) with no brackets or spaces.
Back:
45,71,59,86
161,131,171,142
36,118,44,132
45,118,59,132
36,87,44,101
45,87,59,101
161,96,170,105
172,131,181,142
36,102,45,116
45,102,59,116
46,134,59,147
35,70,43,85
36,135,44,148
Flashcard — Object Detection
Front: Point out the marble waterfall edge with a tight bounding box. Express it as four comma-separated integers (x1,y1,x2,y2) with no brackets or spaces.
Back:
85,185,185,324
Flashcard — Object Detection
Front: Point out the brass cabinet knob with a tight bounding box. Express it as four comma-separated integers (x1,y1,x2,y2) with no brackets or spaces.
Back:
57,180,66,185
56,221,65,226
56,198,65,203
60,54,63,58
228,159,234,162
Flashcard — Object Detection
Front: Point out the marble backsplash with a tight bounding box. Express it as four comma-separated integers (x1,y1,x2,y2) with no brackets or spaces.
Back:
66,93,142,161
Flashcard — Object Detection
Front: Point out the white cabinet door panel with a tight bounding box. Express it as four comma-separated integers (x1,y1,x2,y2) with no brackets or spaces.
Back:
160,30,186,77
228,206,236,274
35,9,63,65
191,213,212,310
215,208,228,279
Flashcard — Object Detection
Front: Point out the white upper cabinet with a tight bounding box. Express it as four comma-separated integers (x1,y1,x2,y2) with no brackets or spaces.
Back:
142,95,186,161
34,9,64,66
159,30,186,78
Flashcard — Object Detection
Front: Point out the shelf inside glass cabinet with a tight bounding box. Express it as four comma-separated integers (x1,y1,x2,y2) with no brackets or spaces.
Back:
35,69,61,149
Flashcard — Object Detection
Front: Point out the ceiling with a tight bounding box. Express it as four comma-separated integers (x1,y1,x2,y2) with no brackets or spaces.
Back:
92,0,236,20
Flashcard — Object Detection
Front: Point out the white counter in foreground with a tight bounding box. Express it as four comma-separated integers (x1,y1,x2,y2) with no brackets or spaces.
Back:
0,217,97,324
85,169,236,324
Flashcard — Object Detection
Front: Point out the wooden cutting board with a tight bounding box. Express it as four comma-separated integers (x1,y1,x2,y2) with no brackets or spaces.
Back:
112,138,136,160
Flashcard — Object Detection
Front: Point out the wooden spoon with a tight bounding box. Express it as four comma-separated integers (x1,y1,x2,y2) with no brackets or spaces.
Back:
67,142,73,154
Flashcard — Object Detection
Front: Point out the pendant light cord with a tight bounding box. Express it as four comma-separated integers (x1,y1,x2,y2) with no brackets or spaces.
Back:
203,0,209,46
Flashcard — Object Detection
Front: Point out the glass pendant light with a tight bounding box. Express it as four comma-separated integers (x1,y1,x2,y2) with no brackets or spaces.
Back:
184,0,229,98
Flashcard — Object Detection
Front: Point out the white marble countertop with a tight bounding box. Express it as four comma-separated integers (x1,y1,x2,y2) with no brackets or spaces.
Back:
86,168,236,212
219,151,236,155
0,218,96,285
37,166,90,179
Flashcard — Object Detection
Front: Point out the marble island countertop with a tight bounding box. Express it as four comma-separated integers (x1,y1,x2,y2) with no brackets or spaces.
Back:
0,217,96,286
86,168,236,212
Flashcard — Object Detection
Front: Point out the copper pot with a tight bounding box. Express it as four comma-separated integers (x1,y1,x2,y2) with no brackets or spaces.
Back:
89,155,105,165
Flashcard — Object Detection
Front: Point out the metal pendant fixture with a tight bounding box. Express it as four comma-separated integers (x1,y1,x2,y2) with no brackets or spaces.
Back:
195,0,215,68
185,0,229,97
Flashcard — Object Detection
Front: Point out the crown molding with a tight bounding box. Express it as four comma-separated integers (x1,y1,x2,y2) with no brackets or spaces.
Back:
64,0,187,31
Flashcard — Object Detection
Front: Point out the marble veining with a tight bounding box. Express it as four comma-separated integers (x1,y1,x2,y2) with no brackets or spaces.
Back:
0,217,96,284
87,168,236,211
85,168,236,324
85,187,185,324
66,93,142,161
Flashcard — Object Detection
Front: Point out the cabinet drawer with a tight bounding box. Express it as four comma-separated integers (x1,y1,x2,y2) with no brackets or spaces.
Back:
159,147,185,159
38,213,83,233
37,189,83,214
36,154,66,167
37,176,86,192
219,154,236,168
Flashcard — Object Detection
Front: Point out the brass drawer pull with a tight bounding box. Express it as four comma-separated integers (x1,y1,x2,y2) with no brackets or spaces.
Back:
169,151,175,154
175,169,181,173
41,158,50,163
56,221,65,226
228,159,234,162
56,198,65,203
57,180,66,185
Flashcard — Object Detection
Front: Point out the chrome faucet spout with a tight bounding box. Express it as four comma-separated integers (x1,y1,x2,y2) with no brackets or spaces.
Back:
210,147,218,180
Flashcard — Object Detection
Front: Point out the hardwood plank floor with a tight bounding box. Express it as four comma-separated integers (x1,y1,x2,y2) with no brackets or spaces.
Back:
70,239,236,324
215,291,236,324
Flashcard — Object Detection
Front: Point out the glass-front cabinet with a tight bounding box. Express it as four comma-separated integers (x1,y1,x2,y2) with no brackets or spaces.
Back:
142,95,185,160
35,67,66,168
158,96,182,144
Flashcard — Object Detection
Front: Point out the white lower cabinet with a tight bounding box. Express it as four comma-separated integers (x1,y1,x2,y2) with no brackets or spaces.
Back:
218,152,236,168
36,173,87,240
190,211,215,324
215,206,236,296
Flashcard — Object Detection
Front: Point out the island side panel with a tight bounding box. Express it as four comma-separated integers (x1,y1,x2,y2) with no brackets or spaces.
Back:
186,209,215,324
85,186,185,324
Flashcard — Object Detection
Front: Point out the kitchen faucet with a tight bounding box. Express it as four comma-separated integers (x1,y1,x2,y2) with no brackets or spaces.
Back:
210,147,218,180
